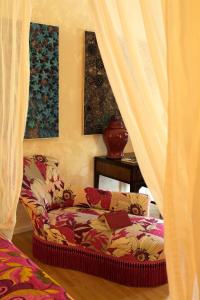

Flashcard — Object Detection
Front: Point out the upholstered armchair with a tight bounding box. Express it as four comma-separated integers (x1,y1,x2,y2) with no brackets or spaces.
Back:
20,155,167,287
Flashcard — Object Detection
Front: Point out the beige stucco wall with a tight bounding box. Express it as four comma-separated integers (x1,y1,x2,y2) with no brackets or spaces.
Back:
15,0,133,232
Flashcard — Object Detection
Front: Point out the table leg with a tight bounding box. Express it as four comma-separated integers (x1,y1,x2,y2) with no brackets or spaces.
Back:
130,181,136,193
94,172,100,188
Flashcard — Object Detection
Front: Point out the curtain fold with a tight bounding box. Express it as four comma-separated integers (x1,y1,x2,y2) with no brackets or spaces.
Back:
89,0,167,214
0,0,31,239
90,0,200,298
165,1,200,298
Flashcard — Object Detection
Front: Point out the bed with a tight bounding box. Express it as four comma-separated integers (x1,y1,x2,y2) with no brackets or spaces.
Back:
0,234,73,299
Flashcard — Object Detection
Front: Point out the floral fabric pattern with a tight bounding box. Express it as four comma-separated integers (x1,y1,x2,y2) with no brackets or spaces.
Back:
22,155,149,216
0,236,72,299
47,207,165,262
22,155,64,212
20,155,163,265
59,186,149,216
84,187,112,210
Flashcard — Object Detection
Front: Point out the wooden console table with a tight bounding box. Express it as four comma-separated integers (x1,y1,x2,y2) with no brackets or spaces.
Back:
94,153,146,192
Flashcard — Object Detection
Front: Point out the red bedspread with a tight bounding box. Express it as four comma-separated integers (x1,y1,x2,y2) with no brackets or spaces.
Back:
0,235,73,299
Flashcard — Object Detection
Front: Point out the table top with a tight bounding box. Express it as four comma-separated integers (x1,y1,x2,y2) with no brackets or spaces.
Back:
95,152,138,167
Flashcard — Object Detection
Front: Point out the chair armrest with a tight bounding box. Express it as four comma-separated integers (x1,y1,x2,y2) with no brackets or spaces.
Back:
20,195,50,235
20,174,49,218
60,185,150,217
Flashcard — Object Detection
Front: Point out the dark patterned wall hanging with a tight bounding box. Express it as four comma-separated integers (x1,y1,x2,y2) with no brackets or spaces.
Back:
25,22,59,139
84,31,121,135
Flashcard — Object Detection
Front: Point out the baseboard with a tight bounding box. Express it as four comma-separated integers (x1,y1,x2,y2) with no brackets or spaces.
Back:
14,224,32,235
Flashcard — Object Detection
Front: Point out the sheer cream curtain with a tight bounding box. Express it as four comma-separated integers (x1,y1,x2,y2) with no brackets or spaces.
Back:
89,0,167,213
0,0,31,239
90,0,200,299
165,1,200,299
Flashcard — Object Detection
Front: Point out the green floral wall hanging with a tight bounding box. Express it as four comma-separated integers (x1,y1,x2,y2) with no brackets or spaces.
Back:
25,22,59,139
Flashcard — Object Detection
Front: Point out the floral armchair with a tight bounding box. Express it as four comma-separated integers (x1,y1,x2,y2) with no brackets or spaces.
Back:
20,155,167,287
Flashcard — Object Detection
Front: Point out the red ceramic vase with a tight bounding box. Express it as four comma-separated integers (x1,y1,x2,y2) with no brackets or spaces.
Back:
103,115,128,159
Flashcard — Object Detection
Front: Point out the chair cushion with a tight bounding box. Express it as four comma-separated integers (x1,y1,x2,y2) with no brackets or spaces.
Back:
47,207,164,262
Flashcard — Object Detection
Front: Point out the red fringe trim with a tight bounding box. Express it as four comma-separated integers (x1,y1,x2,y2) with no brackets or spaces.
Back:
33,234,167,287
